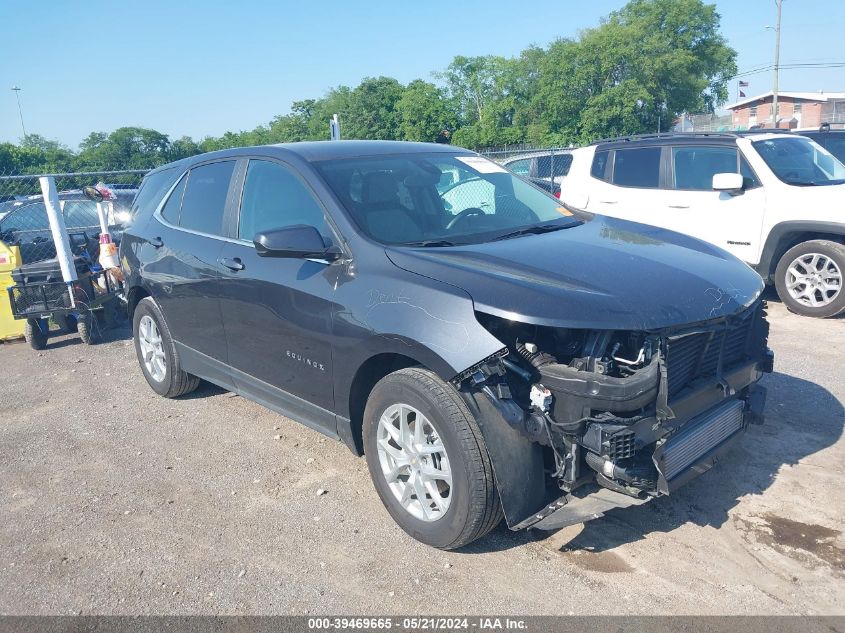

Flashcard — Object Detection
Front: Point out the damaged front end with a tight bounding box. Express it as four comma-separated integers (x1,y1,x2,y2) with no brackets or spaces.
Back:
454,299,774,531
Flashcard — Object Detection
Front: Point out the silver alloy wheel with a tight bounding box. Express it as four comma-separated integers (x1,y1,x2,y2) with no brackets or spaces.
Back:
138,314,166,382
376,403,452,522
785,252,842,308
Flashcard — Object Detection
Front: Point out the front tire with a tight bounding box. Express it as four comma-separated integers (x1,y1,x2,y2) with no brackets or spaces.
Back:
132,297,200,398
363,368,502,550
775,240,845,318
24,318,48,350
77,312,100,345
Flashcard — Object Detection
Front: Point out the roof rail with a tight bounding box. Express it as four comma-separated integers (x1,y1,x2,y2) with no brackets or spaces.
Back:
737,128,793,135
589,131,740,145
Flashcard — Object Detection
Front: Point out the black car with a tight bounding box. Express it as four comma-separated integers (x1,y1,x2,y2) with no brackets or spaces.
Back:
527,176,561,197
121,141,772,550
0,190,136,263
799,125,845,164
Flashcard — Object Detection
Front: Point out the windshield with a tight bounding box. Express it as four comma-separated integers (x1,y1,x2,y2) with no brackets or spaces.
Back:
315,153,579,245
752,136,845,186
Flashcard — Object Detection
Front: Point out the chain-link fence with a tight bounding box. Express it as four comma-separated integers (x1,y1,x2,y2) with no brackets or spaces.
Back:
0,169,147,265
479,146,574,196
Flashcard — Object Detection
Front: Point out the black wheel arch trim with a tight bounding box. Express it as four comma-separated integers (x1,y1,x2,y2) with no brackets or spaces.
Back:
459,387,556,529
756,221,845,281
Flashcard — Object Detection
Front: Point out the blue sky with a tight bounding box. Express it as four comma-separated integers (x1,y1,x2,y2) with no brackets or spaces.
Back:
1,0,842,148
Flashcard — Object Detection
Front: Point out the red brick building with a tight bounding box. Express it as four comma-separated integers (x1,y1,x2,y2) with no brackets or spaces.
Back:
726,91,845,130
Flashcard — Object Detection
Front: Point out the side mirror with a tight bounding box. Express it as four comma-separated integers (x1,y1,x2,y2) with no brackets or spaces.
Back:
83,186,104,202
253,225,341,261
712,173,744,195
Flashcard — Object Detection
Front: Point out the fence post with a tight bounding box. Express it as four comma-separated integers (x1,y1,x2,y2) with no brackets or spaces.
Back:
38,176,77,307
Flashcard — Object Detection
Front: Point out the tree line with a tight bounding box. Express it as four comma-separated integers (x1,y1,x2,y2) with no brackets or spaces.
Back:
1,0,736,176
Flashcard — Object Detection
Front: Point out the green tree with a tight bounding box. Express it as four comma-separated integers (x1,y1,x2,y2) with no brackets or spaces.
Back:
169,136,201,161
533,0,736,144
77,127,172,169
341,76,405,140
396,80,456,142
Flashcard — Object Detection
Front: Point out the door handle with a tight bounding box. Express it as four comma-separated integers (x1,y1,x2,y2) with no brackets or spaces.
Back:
147,236,164,248
668,205,690,209
219,257,245,272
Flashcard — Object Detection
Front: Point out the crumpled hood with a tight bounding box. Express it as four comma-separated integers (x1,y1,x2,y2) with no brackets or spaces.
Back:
385,215,764,331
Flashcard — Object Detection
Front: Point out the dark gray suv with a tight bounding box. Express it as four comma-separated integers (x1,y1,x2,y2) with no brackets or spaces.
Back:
121,141,772,549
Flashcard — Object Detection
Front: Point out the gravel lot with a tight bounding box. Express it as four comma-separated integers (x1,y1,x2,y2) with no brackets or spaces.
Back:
1,296,843,615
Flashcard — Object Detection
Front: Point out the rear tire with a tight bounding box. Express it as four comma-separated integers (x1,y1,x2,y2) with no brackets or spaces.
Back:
775,240,845,318
77,312,100,345
24,318,48,350
133,297,200,398
363,367,502,550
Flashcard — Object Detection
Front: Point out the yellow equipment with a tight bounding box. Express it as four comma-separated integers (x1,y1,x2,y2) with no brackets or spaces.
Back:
0,241,25,341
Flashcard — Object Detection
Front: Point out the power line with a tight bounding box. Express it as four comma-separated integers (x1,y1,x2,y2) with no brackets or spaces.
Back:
733,62,845,79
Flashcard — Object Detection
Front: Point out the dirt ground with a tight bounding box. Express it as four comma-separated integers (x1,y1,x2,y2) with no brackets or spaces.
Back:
1,297,843,615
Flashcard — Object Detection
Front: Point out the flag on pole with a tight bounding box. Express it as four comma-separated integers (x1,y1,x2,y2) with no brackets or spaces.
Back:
739,90,746,98
738,81,749,87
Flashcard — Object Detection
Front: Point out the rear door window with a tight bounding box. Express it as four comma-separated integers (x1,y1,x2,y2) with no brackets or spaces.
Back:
506,158,531,176
63,201,99,228
612,147,661,188
178,161,235,236
536,154,572,177
0,202,48,234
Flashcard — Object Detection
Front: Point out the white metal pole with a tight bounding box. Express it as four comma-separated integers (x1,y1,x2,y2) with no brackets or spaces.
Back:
96,201,109,236
39,176,78,307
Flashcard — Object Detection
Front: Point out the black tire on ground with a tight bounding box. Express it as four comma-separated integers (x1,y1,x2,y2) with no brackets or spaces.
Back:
54,314,78,333
24,318,48,350
132,297,200,398
774,240,845,318
363,367,503,550
77,312,100,345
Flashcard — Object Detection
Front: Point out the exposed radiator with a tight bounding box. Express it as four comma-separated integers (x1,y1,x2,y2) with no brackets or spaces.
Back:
660,399,744,481
664,300,767,398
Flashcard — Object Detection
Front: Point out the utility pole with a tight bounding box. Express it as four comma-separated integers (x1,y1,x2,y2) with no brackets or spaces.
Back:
771,0,783,126
11,86,27,138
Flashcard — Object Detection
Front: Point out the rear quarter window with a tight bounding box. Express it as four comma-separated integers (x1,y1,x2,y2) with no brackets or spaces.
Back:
591,150,610,181
132,168,180,220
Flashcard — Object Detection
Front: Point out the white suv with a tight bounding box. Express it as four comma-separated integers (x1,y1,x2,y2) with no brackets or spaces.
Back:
561,132,845,318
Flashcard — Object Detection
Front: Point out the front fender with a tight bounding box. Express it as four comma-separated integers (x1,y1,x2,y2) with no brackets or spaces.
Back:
460,387,556,529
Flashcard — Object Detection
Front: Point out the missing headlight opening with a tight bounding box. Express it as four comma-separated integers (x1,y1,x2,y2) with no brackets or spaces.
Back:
464,301,772,520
